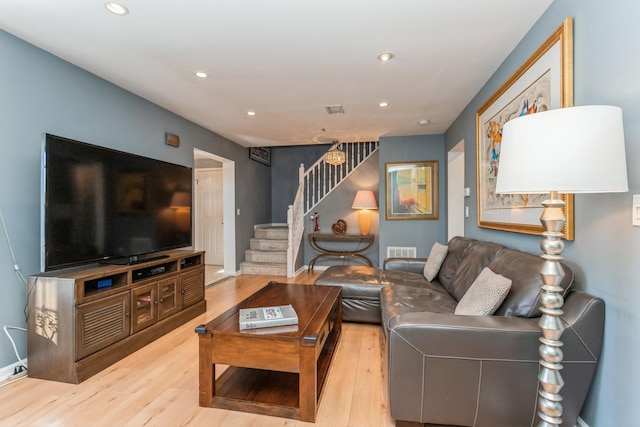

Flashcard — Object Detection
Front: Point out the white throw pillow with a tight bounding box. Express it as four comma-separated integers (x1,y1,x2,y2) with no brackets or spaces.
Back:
423,242,448,281
455,267,512,316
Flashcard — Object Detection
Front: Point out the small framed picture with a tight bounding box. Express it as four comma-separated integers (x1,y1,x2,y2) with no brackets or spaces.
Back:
385,160,438,220
249,147,271,166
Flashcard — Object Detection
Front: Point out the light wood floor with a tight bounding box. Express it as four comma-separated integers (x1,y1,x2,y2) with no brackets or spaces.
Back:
0,272,395,427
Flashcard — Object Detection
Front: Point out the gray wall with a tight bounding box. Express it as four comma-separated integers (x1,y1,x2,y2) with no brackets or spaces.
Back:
445,0,640,424
270,144,330,223
0,30,271,368
378,134,446,262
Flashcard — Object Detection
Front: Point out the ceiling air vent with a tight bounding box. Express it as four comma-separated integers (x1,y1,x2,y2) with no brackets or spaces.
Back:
325,105,345,115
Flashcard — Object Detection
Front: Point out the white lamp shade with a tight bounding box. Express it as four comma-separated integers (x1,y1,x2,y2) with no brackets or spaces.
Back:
352,190,378,209
495,105,628,194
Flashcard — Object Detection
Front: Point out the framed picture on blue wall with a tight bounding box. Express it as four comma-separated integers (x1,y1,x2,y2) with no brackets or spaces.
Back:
476,17,575,240
249,147,271,166
385,160,438,220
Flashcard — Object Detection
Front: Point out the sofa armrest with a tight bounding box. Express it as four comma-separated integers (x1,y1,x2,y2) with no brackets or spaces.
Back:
383,257,427,274
385,291,604,426
386,312,541,425
387,312,540,360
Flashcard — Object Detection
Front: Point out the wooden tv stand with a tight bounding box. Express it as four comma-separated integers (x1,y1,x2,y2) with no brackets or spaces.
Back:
27,250,206,384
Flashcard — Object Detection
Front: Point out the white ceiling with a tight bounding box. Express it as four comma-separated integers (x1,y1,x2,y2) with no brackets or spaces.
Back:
0,0,552,148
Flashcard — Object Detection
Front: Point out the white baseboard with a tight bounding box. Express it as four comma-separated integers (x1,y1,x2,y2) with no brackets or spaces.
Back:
0,358,27,382
305,265,330,272
576,416,589,427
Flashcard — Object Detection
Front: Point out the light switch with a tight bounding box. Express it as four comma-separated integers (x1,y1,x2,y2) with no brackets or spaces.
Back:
237,208,241,216
464,187,471,197
465,206,469,218
633,195,640,226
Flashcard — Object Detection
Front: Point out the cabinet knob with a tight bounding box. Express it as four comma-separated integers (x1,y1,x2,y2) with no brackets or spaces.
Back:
125,312,130,317
154,300,158,305
159,298,164,303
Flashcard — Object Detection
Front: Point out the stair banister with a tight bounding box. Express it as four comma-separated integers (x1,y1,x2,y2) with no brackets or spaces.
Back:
286,141,379,277
287,163,305,277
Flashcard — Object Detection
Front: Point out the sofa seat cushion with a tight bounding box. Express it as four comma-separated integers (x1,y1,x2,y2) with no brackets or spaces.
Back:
315,265,385,323
379,270,436,289
381,284,457,335
315,265,383,300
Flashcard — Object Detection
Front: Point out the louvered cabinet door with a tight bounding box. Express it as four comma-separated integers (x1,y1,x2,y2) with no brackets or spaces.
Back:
180,268,204,309
76,291,131,360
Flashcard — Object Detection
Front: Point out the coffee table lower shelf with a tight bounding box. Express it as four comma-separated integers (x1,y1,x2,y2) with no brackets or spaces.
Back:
210,329,340,420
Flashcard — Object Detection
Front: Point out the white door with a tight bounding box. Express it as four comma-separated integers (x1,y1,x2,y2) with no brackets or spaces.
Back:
447,141,465,241
195,169,224,265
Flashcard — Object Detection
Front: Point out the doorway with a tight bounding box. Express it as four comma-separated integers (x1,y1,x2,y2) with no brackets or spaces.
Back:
447,140,465,241
195,168,224,265
194,148,236,279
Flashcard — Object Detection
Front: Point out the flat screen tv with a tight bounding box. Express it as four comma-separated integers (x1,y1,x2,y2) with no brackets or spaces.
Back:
42,134,193,272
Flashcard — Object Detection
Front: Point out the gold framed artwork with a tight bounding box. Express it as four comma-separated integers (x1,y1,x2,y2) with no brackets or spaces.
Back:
476,17,574,240
385,160,438,220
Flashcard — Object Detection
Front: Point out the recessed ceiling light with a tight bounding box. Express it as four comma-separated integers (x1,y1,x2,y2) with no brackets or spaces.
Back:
377,52,394,62
247,111,256,116
194,71,208,78
379,102,389,108
104,2,129,15
418,119,430,126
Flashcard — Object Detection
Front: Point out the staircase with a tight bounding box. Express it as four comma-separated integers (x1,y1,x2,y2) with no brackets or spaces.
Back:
241,141,380,277
239,226,288,276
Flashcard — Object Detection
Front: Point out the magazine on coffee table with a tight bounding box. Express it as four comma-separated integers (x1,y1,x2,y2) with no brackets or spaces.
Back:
239,304,298,330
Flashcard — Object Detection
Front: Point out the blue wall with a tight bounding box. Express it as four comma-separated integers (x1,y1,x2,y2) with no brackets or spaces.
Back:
378,134,446,262
270,144,329,223
445,0,640,424
0,30,271,369
273,136,448,271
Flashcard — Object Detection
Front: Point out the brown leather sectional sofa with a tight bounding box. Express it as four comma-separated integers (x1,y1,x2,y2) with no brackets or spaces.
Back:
315,236,604,427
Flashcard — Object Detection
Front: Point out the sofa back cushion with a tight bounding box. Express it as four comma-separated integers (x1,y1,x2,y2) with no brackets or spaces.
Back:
439,237,505,301
490,249,574,317
449,240,505,301
437,236,474,292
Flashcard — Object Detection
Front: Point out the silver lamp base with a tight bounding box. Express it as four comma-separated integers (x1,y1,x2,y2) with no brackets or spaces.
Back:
537,191,566,427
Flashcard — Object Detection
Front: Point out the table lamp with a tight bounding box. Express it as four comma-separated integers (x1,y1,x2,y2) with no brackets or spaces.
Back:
495,105,628,426
352,190,378,235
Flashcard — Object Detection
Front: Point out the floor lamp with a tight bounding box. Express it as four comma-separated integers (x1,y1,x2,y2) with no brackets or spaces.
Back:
495,105,628,426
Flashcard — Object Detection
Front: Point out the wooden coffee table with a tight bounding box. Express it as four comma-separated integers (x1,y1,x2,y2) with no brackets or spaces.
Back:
195,281,342,422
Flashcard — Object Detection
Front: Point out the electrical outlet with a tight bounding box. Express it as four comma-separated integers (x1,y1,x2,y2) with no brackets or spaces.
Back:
8,366,27,381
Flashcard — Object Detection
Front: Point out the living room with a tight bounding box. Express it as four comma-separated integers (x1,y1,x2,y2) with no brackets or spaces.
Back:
0,1,638,426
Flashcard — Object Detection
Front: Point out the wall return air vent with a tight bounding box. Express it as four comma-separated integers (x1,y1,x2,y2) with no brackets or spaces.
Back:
387,246,417,258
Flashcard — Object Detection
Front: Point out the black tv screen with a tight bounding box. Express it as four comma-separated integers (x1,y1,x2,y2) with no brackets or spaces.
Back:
42,134,193,271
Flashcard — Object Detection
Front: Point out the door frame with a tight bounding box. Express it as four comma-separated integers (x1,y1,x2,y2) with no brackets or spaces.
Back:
194,148,236,275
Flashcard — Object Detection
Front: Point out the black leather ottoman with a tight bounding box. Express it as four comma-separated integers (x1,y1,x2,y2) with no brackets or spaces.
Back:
314,265,383,323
